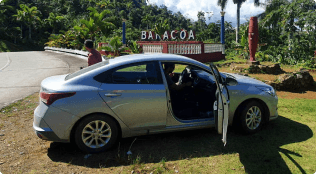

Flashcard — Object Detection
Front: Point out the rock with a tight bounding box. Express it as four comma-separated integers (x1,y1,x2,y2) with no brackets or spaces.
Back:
0,134,4,136
236,73,248,76
296,74,303,79
232,63,284,74
230,64,247,73
275,69,315,90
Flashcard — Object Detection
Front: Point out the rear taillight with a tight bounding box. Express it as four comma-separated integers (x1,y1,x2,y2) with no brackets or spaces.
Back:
40,92,76,105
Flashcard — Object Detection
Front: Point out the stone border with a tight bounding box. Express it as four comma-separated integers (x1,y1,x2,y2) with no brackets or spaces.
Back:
230,63,285,75
266,69,315,91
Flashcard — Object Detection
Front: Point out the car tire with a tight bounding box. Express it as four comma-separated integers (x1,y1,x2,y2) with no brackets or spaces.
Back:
74,114,119,153
238,101,264,134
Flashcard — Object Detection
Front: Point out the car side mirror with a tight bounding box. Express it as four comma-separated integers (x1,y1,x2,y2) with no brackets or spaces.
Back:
225,77,238,86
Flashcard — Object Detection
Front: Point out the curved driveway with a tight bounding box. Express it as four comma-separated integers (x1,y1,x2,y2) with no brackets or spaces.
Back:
0,51,87,110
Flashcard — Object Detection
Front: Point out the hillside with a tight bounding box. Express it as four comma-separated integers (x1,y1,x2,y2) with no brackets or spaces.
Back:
0,40,44,52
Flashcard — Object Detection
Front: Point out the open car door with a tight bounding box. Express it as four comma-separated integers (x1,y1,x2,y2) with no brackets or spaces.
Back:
209,63,229,145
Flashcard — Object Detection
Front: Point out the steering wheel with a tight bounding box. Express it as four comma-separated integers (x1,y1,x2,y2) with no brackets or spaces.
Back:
178,68,189,85
193,76,201,87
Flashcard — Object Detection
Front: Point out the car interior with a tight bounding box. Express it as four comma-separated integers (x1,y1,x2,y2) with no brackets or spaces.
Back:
167,64,218,120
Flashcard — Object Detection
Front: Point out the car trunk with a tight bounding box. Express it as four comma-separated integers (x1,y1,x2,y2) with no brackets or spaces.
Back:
40,74,68,92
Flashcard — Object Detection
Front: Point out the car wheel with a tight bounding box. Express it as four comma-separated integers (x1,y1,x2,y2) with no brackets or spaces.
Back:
74,114,119,153
239,101,264,134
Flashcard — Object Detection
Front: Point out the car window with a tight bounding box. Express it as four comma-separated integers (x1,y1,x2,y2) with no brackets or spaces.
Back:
111,62,162,84
117,64,147,72
65,60,110,81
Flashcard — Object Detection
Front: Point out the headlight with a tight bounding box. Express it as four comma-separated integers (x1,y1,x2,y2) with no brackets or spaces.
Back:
256,86,276,96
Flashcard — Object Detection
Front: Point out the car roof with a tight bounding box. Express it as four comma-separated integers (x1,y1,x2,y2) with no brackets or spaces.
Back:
109,53,202,64
107,54,212,71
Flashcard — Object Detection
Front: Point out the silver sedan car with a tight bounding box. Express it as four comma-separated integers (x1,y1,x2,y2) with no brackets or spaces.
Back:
33,54,278,153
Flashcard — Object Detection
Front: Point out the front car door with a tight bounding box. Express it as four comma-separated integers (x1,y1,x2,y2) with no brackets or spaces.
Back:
98,61,167,131
209,63,230,145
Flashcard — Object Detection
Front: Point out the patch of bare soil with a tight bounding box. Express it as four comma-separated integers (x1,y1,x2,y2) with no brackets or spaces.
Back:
218,66,316,100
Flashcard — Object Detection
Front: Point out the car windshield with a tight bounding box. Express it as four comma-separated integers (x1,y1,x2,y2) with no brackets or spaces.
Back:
65,60,110,80
209,64,222,82
220,72,227,79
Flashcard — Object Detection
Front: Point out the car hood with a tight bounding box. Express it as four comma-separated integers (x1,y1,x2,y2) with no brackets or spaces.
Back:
224,73,270,87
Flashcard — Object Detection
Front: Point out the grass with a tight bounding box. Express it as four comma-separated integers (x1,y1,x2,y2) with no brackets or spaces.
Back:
0,91,315,174
213,58,247,65
1,56,316,173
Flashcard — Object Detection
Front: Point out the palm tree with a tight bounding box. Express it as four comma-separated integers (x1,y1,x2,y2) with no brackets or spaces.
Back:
217,0,228,12
13,8,25,39
87,7,115,37
45,12,65,34
14,4,40,40
232,0,247,43
153,19,170,40
254,0,261,7
80,18,99,40
142,14,152,30
126,2,133,19
197,11,206,31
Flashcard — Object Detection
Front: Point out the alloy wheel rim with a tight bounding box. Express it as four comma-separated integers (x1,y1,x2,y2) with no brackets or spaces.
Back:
245,106,262,130
82,120,111,148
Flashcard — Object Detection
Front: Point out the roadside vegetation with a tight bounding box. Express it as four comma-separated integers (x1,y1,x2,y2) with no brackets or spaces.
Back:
1,0,316,68
0,40,42,52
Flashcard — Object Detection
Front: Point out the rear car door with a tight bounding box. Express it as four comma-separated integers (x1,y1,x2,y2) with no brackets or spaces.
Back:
209,63,229,145
98,61,167,130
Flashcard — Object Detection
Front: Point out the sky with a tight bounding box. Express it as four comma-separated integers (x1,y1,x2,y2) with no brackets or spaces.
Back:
147,0,267,27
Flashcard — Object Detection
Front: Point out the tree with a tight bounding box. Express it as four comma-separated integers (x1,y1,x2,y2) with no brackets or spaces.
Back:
45,12,65,34
14,4,41,40
217,0,228,12
142,14,152,30
126,1,133,19
1,4,16,41
80,18,101,40
153,19,170,40
232,0,247,43
87,7,115,37
197,11,206,32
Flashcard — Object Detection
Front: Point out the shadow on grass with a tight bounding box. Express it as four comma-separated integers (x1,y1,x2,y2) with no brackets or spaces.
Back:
47,115,312,173
277,85,316,94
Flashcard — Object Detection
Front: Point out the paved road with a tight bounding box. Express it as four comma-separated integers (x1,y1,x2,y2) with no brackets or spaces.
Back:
0,51,87,110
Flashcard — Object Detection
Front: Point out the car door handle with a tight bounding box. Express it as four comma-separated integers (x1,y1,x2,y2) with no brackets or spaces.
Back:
104,93,122,97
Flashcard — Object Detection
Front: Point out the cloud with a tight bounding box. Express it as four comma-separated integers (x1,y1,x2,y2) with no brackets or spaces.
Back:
148,0,265,27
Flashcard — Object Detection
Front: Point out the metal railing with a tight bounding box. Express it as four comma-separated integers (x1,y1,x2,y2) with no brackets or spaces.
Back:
204,44,224,53
168,44,202,54
44,47,89,57
142,45,163,54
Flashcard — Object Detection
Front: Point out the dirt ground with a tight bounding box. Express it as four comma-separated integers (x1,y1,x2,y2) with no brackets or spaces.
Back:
219,66,316,99
0,66,316,174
